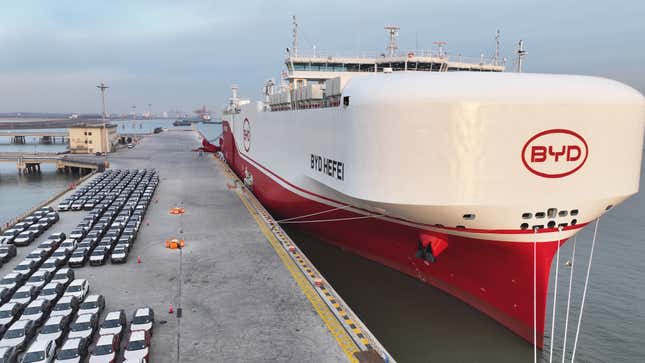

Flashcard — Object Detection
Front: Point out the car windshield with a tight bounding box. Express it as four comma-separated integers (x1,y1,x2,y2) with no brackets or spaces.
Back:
15,264,29,271
24,306,42,315
57,348,80,359
102,319,121,328
127,340,146,350
1,232,13,237
41,324,60,333
42,288,56,295
0,278,14,285
5,329,24,338
68,285,81,292
94,344,113,355
29,275,45,282
92,250,104,256
21,351,44,363
14,291,31,298
0,310,12,318
52,251,65,257
133,316,151,324
54,273,68,280
72,252,85,257
80,301,97,309
72,322,91,331
54,303,70,311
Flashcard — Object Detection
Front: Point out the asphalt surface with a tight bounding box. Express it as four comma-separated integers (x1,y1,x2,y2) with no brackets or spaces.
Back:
0,129,346,362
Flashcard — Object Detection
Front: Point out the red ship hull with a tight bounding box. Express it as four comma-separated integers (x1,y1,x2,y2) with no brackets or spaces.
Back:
223,130,567,348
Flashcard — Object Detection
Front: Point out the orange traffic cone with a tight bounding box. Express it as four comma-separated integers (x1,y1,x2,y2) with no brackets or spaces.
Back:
137,256,141,264
169,304,174,314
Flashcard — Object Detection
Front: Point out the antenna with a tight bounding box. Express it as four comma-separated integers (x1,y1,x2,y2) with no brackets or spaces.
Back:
292,15,298,57
494,29,501,66
96,82,109,123
433,41,447,58
515,40,527,72
148,103,152,119
384,25,400,57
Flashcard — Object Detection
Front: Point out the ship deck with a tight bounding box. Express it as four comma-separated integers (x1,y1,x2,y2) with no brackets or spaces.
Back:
0,129,390,362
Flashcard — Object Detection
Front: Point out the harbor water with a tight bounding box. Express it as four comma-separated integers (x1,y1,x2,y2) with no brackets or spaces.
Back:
1,120,643,362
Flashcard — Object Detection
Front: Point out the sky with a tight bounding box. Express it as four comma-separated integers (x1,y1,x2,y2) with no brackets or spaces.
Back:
0,0,643,115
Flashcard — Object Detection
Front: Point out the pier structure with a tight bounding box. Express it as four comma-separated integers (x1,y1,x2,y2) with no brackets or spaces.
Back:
0,151,105,174
0,131,68,144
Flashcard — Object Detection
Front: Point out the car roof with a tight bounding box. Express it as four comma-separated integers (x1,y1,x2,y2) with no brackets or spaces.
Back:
96,334,115,345
56,268,71,274
105,310,123,320
58,295,74,303
75,313,94,323
32,270,48,276
44,282,61,288
0,302,18,310
3,272,21,278
134,307,150,316
16,285,33,292
45,315,64,324
26,339,51,351
129,330,146,340
11,319,30,328
62,337,83,349
27,299,47,307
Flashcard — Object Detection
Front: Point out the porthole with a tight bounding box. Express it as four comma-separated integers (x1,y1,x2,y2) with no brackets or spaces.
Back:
522,213,533,219
570,209,579,216
535,212,546,219
456,225,466,229
520,223,529,230
463,214,476,220
547,208,557,218
532,225,544,230
547,221,556,228
558,223,568,228
571,219,577,226
558,210,568,217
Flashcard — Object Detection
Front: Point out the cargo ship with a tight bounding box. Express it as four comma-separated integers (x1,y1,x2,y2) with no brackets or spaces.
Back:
218,23,645,347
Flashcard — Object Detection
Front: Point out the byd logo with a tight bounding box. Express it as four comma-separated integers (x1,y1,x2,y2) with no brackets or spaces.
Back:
242,118,251,152
521,129,588,178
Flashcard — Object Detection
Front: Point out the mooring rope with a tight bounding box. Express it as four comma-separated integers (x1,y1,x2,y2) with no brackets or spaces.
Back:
275,204,354,223
571,218,600,362
549,228,563,363
533,227,538,363
561,235,577,363
278,213,384,224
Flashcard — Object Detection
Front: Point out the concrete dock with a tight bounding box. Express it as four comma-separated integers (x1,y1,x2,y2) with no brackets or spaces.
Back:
0,129,389,362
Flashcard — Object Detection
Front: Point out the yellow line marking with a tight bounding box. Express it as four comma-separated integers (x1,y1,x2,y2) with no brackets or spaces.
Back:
217,161,359,362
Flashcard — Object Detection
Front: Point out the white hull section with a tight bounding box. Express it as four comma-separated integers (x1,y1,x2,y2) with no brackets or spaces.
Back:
226,72,645,243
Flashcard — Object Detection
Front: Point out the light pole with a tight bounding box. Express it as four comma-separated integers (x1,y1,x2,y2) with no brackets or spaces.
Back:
96,82,109,123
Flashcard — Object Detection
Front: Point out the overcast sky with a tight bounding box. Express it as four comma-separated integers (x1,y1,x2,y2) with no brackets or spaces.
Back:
0,0,643,114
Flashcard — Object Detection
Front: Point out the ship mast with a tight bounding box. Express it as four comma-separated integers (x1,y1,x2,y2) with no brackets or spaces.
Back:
292,15,298,57
515,40,527,72
494,29,501,66
384,25,399,57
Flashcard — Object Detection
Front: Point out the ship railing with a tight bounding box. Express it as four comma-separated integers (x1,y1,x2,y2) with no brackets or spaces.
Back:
289,49,504,67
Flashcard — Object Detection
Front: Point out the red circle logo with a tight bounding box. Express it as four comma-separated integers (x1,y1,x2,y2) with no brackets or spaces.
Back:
521,129,588,178
242,118,251,152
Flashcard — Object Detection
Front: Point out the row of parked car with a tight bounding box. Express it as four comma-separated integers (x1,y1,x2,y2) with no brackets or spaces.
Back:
0,228,153,363
1,207,60,254
60,169,158,268
58,169,157,214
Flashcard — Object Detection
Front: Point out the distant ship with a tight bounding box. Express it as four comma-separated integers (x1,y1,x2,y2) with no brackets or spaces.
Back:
219,21,645,348
195,105,212,122
172,120,192,126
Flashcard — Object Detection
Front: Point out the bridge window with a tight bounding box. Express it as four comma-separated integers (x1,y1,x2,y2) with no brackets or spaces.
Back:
88,132,92,136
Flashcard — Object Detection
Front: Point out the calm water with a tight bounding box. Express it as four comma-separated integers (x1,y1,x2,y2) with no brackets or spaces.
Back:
1,120,642,362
